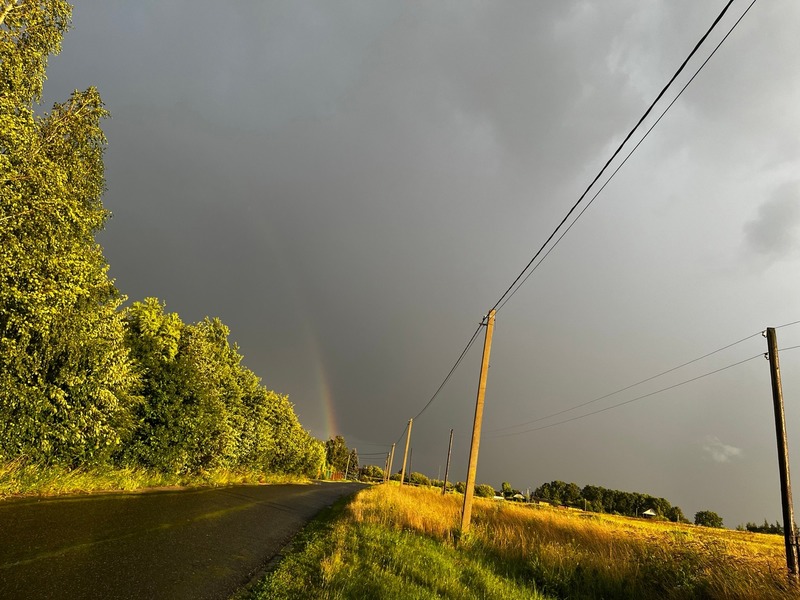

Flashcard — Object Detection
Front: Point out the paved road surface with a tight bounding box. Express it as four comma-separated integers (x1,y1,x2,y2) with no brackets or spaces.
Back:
0,481,366,599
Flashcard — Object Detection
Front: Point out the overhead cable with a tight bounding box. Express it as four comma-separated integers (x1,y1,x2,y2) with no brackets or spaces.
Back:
491,353,763,438
491,0,740,313
490,329,762,433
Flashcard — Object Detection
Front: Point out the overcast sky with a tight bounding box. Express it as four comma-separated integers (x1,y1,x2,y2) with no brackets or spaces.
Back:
43,0,800,528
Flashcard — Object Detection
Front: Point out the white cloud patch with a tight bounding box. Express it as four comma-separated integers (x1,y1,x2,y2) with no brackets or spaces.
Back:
703,436,742,463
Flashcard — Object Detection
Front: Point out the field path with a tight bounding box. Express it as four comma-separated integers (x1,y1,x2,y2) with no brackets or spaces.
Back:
0,481,366,599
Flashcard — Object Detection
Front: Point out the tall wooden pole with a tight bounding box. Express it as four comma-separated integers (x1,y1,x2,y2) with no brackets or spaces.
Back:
443,428,454,496
387,443,396,482
767,327,799,579
400,419,413,486
461,310,496,533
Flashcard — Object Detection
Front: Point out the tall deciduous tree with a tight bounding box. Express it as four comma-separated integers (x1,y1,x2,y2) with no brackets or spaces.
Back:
0,0,135,464
325,435,350,473
122,298,325,477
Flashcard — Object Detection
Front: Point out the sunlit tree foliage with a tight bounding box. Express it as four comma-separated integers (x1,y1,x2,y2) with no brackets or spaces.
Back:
0,0,135,464
1,3,323,479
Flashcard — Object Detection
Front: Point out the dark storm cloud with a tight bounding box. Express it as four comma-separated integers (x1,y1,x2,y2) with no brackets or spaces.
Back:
43,0,800,528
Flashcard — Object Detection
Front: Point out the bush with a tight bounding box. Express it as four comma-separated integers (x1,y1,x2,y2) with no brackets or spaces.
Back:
408,472,431,487
475,484,495,498
359,465,384,481
695,510,724,528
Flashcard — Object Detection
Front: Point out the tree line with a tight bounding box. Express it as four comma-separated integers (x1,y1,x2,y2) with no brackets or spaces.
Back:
0,1,322,478
534,480,689,522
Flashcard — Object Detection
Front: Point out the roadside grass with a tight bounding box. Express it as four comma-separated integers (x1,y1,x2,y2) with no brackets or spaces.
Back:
249,484,797,600
248,488,551,600
0,457,309,499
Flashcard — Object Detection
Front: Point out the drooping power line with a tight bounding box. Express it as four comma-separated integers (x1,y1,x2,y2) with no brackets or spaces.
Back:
490,329,762,433
492,0,745,314
491,353,763,438
382,0,756,444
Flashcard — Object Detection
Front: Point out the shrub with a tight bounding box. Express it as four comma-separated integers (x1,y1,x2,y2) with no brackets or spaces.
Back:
475,484,495,498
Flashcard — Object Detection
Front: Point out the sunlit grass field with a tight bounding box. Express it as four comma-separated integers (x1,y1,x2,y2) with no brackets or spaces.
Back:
251,483,797,600
0,457,308,498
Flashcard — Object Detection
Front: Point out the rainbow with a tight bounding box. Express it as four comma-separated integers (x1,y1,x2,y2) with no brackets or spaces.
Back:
308,332,339,440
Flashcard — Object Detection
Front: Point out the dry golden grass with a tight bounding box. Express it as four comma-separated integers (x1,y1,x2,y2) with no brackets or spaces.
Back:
347,484,797,599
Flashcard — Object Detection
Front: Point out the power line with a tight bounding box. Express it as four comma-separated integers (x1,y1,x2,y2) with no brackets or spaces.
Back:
391,322,484,448
491,0,740,313
383,0,756,446
491,353,763,439
496,1,758,313
411,323,485,423
490,329,762,433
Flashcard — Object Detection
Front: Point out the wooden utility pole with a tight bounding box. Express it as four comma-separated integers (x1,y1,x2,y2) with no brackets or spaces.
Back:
387,443,396,482
443,428,454,496
766,327,799,580
344,452,351,481
460,310,496,533
400,419,413,486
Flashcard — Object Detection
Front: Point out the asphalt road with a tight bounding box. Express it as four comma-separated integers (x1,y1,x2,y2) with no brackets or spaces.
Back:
0,481,366,600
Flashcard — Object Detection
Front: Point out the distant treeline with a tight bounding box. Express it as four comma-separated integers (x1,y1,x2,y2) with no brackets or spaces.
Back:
534,480,688,522
0,2,322,478
737,520,785,535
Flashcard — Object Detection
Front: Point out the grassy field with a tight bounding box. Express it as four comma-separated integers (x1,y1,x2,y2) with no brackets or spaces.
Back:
0,457,309,498
250,483,797,600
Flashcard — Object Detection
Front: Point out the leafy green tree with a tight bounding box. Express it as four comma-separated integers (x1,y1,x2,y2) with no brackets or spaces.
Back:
121,298,323,477
408,472,430,487
325,435,350,473
454,481,466,494
582,485,604,507
122,300,233,472
501,481,513,498
667,506,688,523
695,510,724,528
1,1,135,465
359,465,384,481
475,483,495,498
742,520,784,535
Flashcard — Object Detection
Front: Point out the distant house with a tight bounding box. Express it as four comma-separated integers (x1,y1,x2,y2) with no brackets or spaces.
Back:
512,493,525,502
642,508,657,518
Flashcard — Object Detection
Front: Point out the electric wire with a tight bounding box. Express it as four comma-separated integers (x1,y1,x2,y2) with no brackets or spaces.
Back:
776,320,800,330
412,323,484,422
382,0,757,448
492,353,763,438
497,3,757,312
495,0,752,313
392,322,484,448
490,329,762,433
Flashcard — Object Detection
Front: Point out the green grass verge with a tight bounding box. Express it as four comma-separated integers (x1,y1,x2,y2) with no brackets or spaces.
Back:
247,494,552,600
0,458,310,499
